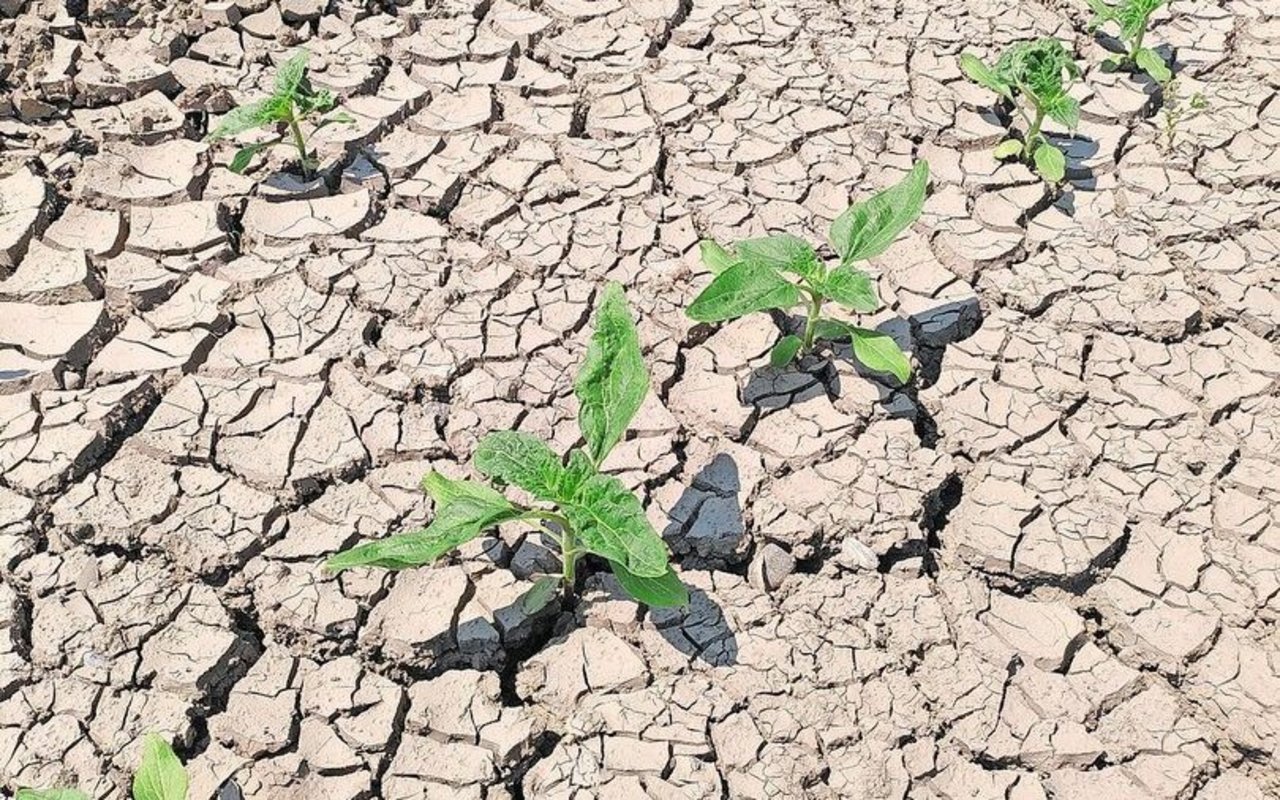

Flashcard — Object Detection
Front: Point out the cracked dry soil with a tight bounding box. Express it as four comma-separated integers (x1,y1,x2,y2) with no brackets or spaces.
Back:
1,0,1278,798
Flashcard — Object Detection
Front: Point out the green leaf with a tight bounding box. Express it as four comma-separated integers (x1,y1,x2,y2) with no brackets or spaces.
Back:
686,261,802,323
575,282,650,466
228,138,282,174
828,160,929,264
812,318,854,342
769,335,803,368
520,576,561,614
1033,141,1066,183
326,495,520,572
699,240,737,275
421,471,511,509
960,53,1013,99
204,97,290,141
16,789,90,800
736,234,821,281
1043,94,1081,129
475,431,566,501
131,734,187,800
818,265,879,313
1134,47,1171,82
274,50,311,99
993,139,1024,159
611,562,689,608
562,473,669,578
850,327,912,383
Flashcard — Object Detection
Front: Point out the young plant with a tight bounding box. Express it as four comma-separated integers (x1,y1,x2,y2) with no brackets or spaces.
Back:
17,733,188,800
1086,0,1172,82
684,161,927,382
1160,79,1207,151
204,49,353,179
326,283,688,610
960,40,1082,183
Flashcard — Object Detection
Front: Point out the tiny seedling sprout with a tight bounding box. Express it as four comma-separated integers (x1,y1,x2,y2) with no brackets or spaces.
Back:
1087,0,1172,82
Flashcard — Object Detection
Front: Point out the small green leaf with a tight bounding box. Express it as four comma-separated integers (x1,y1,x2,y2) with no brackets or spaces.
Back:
818,265,879,313
828,160,929,264
475,431,566,501
1134,47,1171,83
812,318,854,342
575,282,650,466
326,495,520,572
421,471,510,509
850,327,912,383
227,138,282,174
686,261,802,323
16,789,90,800
736,234,821,281
611,562,689,608
562,473,669,578
769,335,803,369
131,734,187,800
960,53,1013,100
993,139,1024,159
274,50,311,99
698,240,737,275
520,576,561,614
1033,141,1066,183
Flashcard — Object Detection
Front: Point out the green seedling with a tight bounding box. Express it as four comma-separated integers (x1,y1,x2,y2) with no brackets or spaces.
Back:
1087,0,1172,82
204,49,353,179
326,283,688,610
685,161,928,382
1160,78,1207,151
18,733,187,800
960,40,1082,183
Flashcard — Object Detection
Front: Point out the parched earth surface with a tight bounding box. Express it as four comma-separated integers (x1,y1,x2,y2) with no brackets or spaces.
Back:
1,0,1278,798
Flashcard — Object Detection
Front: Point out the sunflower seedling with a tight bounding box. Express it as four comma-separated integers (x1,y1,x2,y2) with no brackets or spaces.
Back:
960,40,1082,183
1086,0,1172,82
685,161,927,382
18,733,188,800
204,49,353,179
326,283,688,611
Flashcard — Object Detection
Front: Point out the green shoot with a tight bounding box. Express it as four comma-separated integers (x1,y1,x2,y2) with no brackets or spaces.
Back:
1160,79,1207,151
960,40,1082,183
204,50,354,180
17,734,188,800
1087,0,1172,82
326,283,688,611
684,161,927,383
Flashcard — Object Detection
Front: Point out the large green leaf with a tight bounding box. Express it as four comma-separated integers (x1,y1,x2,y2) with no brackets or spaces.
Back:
959,53,1013,100
699,240,737,275
736,234,821,281
475,431,566,501
850,327,912,383
686,261,802,322
16,789,90,800
562,474,669,578
326,494,520,572
611,562,689,607
818,265,879,313
828,160,929,264
274,50,311,99
204,96,291,141
575,283,650,466
131,734,187,800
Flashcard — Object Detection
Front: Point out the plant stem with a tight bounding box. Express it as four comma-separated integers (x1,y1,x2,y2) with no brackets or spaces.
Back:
1023,103,1046,160
1130,20,1146,64
287,114,311,180
800,287,823,352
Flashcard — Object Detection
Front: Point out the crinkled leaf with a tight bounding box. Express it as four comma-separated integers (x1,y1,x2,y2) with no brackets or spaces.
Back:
274,50,310,99
326,495,520,572
1033,141,1066,183
475,431,566,501
204,98,286,141
16,790,90,800
562,473,669,578
960,53,1012,100
1134,47,1171,82
699,240,737,275
131,734,187,800
611,562,689,608
850,327,912,383
818,265,879,313
297,88,337,116
520,576,561,614
736,234,821,281
993,139,1024,159
1043,94,1080,129
687,261,801,322
769,335,803,369
828,160,929,264
575,282,649,466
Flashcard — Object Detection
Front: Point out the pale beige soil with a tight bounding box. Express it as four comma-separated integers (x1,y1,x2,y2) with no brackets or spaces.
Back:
0,0,1277,798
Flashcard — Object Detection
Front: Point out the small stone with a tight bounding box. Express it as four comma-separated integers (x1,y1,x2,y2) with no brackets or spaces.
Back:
747,543,795,592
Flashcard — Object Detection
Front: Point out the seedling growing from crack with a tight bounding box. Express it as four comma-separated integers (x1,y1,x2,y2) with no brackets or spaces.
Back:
684,161,927,382
326,283,688,611
960,40,1082,183
1160,79,1207,151
204,49,353,180
18,733,188,800
1086,0,1172,82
